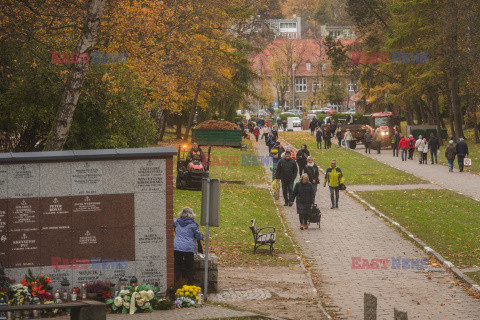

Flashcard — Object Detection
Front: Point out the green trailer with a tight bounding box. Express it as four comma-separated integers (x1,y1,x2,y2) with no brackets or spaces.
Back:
192,129,243,147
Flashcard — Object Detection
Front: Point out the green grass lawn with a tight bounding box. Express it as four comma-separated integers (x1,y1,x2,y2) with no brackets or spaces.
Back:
280,131,424,185
174,184,296,267
357,189,480,268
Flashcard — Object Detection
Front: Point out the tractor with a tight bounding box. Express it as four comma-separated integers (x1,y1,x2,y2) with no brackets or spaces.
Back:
176,144,211,190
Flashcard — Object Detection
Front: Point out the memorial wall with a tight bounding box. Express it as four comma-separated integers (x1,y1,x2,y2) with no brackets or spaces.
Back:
0,147,175,291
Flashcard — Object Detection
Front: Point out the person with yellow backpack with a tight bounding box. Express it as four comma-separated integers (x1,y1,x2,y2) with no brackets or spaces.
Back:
323,159,345,209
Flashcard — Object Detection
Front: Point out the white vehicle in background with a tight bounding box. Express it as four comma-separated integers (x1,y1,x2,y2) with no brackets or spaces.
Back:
345,109,356,114
289,117,301,127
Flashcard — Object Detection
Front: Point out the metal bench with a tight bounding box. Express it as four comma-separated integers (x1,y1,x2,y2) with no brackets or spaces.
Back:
0,301,106,320
249,219,276,255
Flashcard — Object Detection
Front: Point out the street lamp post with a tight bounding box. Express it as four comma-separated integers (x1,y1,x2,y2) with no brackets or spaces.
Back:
292,50,295,110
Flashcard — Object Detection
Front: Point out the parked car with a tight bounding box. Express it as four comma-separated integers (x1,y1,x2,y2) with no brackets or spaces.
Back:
345,109,356,114
281,111,295,116
317,108,331,114
290,117,302,127
290,109,303,115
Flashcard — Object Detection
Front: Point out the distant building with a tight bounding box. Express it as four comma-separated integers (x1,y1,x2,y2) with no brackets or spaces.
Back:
251,38,359,112
264,15,302,39
320,25,356,39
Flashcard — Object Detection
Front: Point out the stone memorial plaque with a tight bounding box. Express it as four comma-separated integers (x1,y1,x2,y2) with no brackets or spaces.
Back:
0,166,7,199
103,227,135,261
72,266,102,284
8,164,39,198
72,229,104,261
40,197,71,231
41,267,73,291
135,226,164,261
40,163,71,197
103,161,135,194
101,264,132,285
0,200,7,266
104,194,134,228
8,198,39,232
134,193,166,227
135,159,165,193
39,230,72,266
137,260,166,286
72,195,105,229
9,231,40,267
6,267,42,284
71,162,103,195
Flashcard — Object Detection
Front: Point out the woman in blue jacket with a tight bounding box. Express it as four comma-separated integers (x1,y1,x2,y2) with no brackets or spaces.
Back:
174,207,203,285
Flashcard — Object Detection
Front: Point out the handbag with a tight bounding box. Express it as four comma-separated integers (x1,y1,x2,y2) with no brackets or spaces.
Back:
339,183,347,190
464,157,472,167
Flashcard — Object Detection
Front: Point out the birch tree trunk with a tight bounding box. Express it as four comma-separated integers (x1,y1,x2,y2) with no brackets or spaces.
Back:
44,0,107,151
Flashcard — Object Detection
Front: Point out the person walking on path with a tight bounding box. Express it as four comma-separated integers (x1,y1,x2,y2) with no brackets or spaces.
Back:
271,124,279,140
324,128,332,149
174,207,203,286
398,135,408,161
455,138,469,172
373,128,381,154
445,140,456,172
422,138,428,164
309,117,317,135
270,142,284,180
266,132,276,152
407,135,415,160
415,135,425,164
282,119,287,131
428,132,439,164
253,126,260,142
364,129,372,154
336,129,343,148
304,156,320,198
276,151,298,206
323,159,344,209
316,127,323,149
391,130,400,157
296,144,310,176
292,174,315,230
344,129,353,149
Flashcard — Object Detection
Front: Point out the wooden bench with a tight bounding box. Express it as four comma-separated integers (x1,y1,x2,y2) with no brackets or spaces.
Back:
0,300,106,320
250,219,276,255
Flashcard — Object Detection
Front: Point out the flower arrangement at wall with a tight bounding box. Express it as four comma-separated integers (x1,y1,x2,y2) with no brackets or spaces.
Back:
175,285,201,308
106,284,161,314
21,269,52,301
8,284,28,305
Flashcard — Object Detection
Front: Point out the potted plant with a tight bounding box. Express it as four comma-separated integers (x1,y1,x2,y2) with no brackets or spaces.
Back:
85,282,101,299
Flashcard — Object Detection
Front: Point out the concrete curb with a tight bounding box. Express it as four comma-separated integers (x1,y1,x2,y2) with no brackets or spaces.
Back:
348,189,480,293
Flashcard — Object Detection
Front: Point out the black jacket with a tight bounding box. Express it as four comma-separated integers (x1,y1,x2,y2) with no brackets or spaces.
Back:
316,130,323,142
304,164,320,185
296,149,310,167
293,181,314,215
275,157,298,182
428,136,439,152
455,141,469,156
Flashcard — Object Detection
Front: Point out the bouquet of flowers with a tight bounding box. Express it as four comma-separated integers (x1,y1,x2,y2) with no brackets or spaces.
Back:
21,269,52,300
175,285,201,308
8,284,28,305
106,284,160,315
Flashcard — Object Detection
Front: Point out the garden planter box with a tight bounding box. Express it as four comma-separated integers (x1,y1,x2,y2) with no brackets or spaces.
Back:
192,129,242,147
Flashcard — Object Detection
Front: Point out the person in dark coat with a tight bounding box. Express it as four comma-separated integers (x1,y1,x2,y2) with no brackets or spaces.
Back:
292,174,314,230
391,130,400,157
309,118,317,135
455,138,469,172
174,207,203,285
266,133,276,152
324,128,332,149
304,156,320,198
445,140,456,172
428,132,439,164
275,151,298,206
316,127,323,149
364,129,373,154
296,144,310,176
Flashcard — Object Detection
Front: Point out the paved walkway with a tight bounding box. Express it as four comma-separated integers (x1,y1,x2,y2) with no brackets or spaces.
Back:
258,138,480,319
348,183,441,192
354,147,480,201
